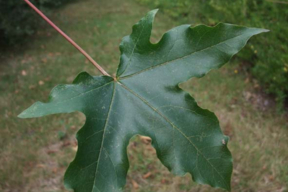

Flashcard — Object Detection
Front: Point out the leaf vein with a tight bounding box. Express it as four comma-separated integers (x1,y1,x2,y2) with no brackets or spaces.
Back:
118,82,229,189
119,22,146,76
119,33,245,79
52,81,113,105
92,83,116,192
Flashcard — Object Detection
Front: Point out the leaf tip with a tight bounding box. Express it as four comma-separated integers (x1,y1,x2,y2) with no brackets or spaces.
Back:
17,109,36,119
17,101,44,119
17,108,34,119
255,28,270,34
17,112,26,119
146,9,158,20
150,8,159,14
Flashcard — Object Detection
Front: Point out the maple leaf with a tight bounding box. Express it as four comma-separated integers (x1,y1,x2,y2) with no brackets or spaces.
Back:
19,10,268,192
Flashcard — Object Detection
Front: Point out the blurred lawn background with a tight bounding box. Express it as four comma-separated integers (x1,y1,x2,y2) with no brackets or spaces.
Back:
0,0,287,191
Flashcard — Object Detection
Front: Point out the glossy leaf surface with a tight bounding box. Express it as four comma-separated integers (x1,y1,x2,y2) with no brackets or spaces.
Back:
19,10,267,192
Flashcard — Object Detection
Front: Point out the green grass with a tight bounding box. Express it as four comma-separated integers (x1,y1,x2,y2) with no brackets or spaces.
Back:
0,0,287,191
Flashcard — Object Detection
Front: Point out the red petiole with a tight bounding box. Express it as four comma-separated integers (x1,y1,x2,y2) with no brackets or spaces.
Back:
23,0,111,77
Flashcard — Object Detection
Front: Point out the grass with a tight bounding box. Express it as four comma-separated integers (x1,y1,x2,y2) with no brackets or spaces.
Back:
0,0,287,191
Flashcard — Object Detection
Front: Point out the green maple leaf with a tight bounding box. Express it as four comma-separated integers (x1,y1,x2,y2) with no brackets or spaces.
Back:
19,10,267,192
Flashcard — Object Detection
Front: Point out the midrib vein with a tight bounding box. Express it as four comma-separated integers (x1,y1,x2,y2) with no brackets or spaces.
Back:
52,81,113,104
119,33,245,80
118,82,229,189
91,83,116,192
119,22,145,76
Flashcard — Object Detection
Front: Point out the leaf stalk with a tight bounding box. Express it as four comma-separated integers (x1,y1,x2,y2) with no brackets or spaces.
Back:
23,0,111,77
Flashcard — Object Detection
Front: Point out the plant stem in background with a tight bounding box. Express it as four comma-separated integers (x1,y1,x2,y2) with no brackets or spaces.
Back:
23,0,111,77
